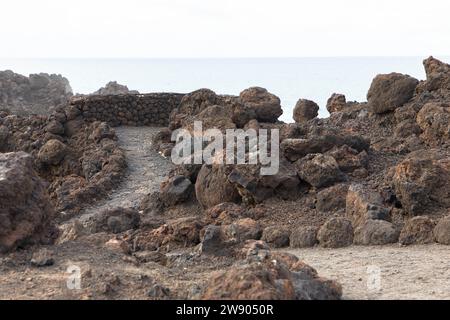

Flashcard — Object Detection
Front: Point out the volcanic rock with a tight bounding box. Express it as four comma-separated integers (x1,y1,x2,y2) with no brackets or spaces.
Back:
354,220,399,245
239,87,283,122
293,99,319,122
290,226,318,248
326,93,347,113
399,216,435,245
195,164,241,208
317,217,353,248
367,73,418,114
295,153,346,188
0,152,56,252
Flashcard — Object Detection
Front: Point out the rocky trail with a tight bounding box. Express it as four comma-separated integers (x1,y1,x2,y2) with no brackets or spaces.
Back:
76,126,173,223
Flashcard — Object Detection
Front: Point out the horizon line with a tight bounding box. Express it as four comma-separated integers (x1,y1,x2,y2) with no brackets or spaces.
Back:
1,55,450,60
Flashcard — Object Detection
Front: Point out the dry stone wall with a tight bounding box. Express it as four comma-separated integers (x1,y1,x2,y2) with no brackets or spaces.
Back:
69,93,185,127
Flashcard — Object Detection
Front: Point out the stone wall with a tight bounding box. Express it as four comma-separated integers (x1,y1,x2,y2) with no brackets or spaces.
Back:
69,93,185,127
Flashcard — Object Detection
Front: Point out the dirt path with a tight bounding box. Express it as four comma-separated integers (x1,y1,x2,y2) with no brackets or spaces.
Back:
287,244,450,300
78,126,174,222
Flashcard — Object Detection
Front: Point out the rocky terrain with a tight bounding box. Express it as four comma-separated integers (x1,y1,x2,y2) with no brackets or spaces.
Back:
1,56,450,300
0,71,73,116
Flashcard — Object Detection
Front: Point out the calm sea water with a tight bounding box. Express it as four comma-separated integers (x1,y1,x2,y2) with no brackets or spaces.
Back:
1,57,446,122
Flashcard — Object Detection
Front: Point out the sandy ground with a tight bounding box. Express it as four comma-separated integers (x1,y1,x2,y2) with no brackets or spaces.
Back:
287,244,450,300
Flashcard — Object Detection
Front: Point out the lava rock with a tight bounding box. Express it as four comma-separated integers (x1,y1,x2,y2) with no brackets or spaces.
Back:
293,99,319,122
326,93,347,113
0,152,56,252
160,175,193,207
434,216,450,245
367,72,418,114
290,226,318,248
239,87,283,123
295,153,346,188
195,164,241,208
261,226,291,248
37,139,68,165
399,216,435,245
92,207,140,234
317,217,353,248
354,220,399,245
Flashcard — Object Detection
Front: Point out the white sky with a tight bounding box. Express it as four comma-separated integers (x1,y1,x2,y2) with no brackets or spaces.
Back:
1,0,450,58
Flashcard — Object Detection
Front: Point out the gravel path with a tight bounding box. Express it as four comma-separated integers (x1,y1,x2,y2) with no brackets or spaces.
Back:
78,126,173,222
287,244,450,300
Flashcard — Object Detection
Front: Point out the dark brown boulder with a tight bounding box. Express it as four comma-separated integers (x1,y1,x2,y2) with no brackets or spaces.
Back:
293,99,319,122
416,102,450,146
326,93,347,113
326,145,368,173
201,249,342,300
317,217,353,248
159,175,193,207
91,207,140,234
204,202,248,225
290,226,318,248
239,87,283,122
367,73,418,114
281,134,369,162
399,216,435,245
0,152,56,252
261,226,290,248
195,164,241,208
316,184,349,213
434,216,450,245
354,220,399,245
423,56,450,91
37,139,68,165
392,150,450,215
295,153,346,188
228,158,301,204
346,184,391,227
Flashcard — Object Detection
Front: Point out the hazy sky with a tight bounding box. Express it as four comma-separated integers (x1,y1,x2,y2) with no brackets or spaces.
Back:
1,0,449,58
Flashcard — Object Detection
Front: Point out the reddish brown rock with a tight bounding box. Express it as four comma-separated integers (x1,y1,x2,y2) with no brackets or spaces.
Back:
261,226,290,248
392,150,450,215
346,184,391,227
295,153,346,188
399,216,435,245
316,184,349,213
434,216,450,245
91,207,140,234
293,99,319,123
204,202,248,225
159,175,193,207
317,217,353,248
416,102,450,146
281,134,369,162
423,56,450,91
290,226,318,248
195,164,241,208
326,145,369,173
239,87,283,123
326,93,347,113
0,152,57,252
37,139,68,165
201,250,342,300
367,73,418,114
354,220,399,245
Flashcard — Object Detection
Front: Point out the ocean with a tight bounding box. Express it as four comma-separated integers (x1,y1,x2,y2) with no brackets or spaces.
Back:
0,57,445,122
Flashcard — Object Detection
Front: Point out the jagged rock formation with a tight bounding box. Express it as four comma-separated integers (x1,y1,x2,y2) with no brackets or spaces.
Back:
0,70,72,115
91,81,139,95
